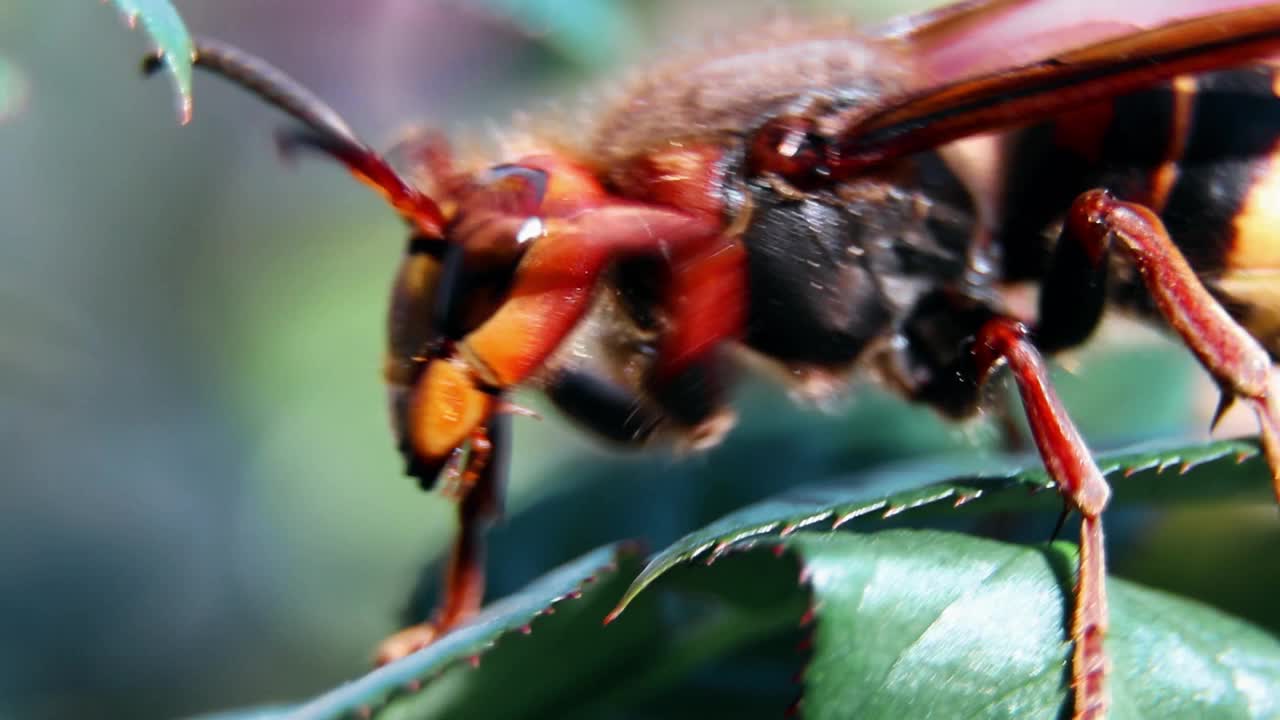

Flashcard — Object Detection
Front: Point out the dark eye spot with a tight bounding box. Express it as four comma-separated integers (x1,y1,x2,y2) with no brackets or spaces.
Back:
472,164,549,215
748,115,828,188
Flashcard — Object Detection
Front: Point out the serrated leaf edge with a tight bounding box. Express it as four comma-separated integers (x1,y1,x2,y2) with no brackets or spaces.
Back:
284,543,638,720
610,438,1263,621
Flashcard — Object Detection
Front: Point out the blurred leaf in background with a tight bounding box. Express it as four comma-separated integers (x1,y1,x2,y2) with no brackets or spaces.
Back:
0,0,23,124
0,54,27,123
1,1,1277,719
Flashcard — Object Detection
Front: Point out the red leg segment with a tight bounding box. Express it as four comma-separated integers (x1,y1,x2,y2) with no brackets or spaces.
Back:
375,417,506,666
973,317,1110,720
460,203,723,387
648,237,748,443
1069,189,1280,502
657,238,748,380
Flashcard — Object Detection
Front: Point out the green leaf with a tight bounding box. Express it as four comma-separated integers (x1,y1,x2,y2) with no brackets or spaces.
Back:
336,530,1280,719
779,531,1280,719
282,543,655,720
107,0,194,123
472,0,639,67
188,707,294,720
197,440,1277,719
0,55,27,122
615,438,1267,615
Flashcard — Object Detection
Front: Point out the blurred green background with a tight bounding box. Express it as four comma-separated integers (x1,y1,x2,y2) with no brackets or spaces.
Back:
1,1,1276,718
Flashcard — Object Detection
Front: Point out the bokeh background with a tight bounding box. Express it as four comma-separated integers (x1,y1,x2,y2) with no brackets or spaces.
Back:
1,1,1277,718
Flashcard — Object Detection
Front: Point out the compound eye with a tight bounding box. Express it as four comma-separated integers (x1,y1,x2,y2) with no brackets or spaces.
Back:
473,164,549,216
450,164,549,266
748,115,827,187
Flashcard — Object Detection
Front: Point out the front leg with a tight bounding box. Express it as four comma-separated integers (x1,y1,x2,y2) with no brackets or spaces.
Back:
379,202,724,662
545,367,663,445
649,238,747,445
375,414,508,665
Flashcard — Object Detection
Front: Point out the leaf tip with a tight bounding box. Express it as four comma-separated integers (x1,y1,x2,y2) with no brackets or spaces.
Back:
177,92,193,125
601,605,624,626
109,0,195,125
605,566,651,625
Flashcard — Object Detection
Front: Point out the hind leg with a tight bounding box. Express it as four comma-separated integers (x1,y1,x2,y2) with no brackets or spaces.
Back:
1063,190,1280,501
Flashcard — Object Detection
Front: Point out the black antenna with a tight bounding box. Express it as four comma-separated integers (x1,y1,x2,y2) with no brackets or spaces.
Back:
143,38,446,236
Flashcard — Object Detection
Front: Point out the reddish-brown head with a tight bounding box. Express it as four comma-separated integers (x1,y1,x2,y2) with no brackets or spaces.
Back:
152,40,587,489
157,39,728,492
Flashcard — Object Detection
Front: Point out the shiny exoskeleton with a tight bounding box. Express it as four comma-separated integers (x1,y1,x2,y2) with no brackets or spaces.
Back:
143,4,1280,718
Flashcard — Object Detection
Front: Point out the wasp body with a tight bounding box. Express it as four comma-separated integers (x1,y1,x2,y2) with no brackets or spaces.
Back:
144,4,1280,717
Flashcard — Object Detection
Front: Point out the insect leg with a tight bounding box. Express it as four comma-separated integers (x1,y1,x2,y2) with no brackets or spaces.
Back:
1033,215,1109,354
545,368,663,445
459,204,722,389
1064,189,1280,501
375,413,510,665
648,238,747,440
655,239,746,382
971,317,1111,720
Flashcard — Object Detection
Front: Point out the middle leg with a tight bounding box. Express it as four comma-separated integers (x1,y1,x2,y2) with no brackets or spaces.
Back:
888,292,1112,719
971,317,1111,720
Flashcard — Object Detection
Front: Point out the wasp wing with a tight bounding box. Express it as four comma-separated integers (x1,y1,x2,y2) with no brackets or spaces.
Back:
834,3,1280,175
882,0,1278,83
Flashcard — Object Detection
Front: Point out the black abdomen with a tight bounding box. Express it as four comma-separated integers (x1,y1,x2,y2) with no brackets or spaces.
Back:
1001,66,1280,285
